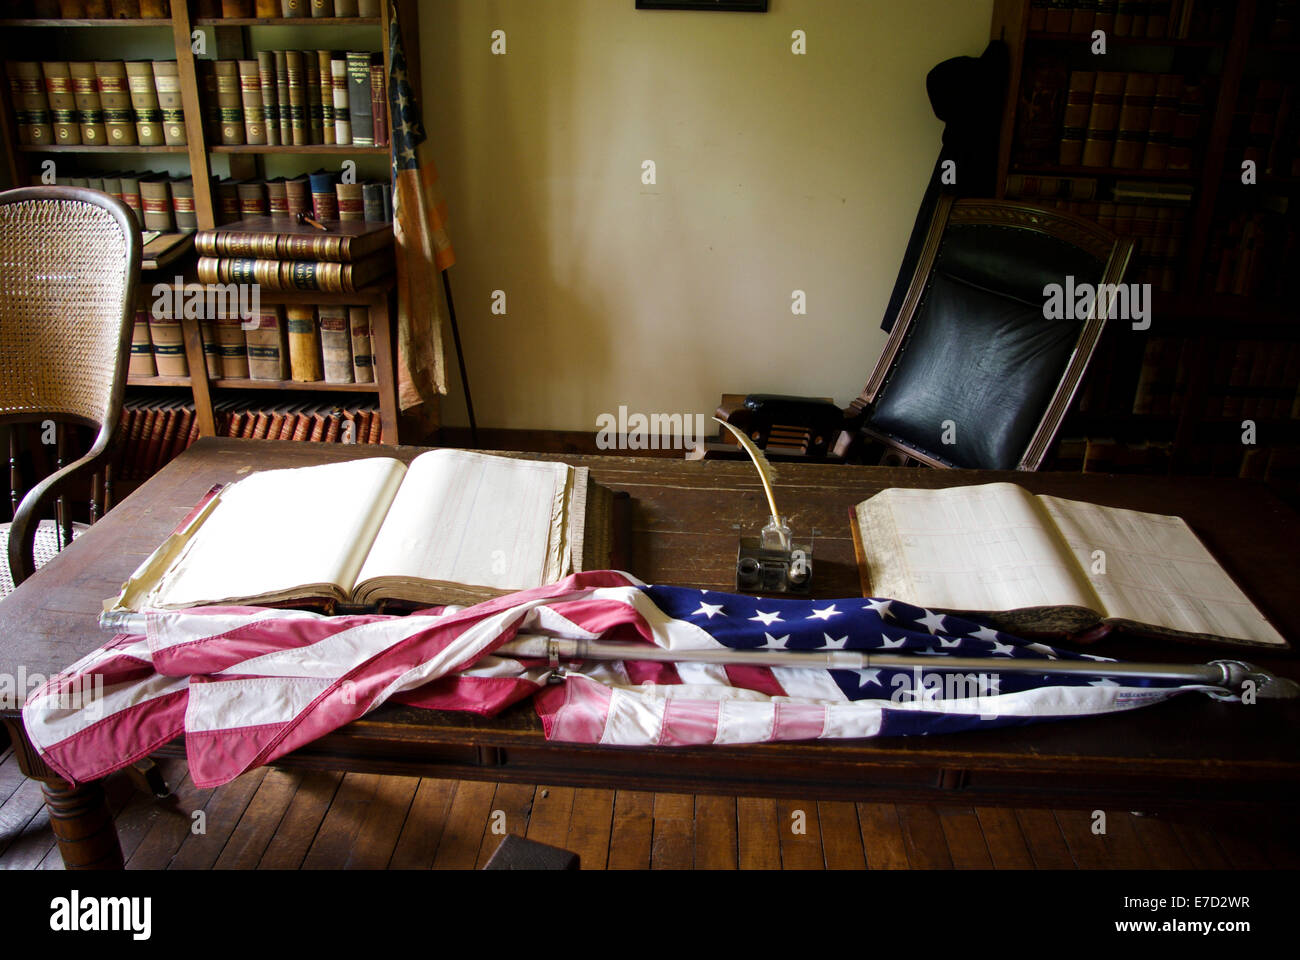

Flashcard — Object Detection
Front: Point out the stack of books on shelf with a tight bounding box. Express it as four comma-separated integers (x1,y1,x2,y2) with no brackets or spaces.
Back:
1225,77,1300,179
1027,0,1234,38
1017,60,1209,172
194,215,393,293
1207,340,1300,420
1005,175,1192,292
201,0,380,18
199,50,386,148
26,169,199,236
3,60,186,148
208,397,384,445
213,173,392,225
115,396,200,484
4,1,172,19
1205,203,1298,300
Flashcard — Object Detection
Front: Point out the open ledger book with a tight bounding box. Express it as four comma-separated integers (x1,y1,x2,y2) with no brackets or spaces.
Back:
107,450,613,613
852,482,1286,648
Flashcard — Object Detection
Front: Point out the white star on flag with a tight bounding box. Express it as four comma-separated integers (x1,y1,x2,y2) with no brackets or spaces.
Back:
749,610,783,626
863,598,892,618
691,602,725,619
808,605,841,621
856,669,882,688
880,634,907,648
917,610,947,634
764,633,790,649
989,640,1017,656
969,625,1002,643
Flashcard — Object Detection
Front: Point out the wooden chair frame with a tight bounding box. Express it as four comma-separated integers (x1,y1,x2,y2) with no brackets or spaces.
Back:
852,195,1135,471
0,186,140,585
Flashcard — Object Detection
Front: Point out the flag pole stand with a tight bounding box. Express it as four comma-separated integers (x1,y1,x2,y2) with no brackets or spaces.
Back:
442,269,478,449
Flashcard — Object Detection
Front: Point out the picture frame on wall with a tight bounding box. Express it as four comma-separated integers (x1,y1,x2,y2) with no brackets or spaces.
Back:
635,0,769,11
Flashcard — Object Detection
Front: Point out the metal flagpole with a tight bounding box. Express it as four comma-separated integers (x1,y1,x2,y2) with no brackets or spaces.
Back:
441,269,478,449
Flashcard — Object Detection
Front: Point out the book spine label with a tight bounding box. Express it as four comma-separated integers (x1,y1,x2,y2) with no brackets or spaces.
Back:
139,180,175,231
171,179,198,233
331,57,351,144
238,59,267,145
215,60,245,146
319,306,355,383
245,306,290,380
317,50,336,144
41,62,80,145
335,182,365,221
348,306,374,383
152,61,187,145
346,52,373,147
256,51,279,146
126,60,164,145
286,306,324,381
369,56,387,147
215,317,251,379
95,61,137,145
286,50,307,146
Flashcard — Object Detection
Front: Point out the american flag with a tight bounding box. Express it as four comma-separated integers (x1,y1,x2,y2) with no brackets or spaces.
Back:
388,0,455,407
23,571,1215,789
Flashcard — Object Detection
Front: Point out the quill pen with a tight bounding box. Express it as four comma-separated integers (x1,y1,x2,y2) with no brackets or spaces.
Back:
713,417,784,529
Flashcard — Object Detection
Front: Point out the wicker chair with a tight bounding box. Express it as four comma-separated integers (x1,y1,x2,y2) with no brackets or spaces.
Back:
0,186,140,592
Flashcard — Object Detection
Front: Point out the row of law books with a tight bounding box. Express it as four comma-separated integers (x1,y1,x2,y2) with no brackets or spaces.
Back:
1225,78,1300,180
201,0,380,17
1134,336,1300,420
4,1,170,19
213,173,393,225
1028,0,1233,38
1004,180,1191,293
115,397,198,484
205,397,385,446
25,170,197,233
194,216,394,292
1206,206,1299,301
201,51,386,149
132,303,377,386
1057,71,1207,171
4,60,186,148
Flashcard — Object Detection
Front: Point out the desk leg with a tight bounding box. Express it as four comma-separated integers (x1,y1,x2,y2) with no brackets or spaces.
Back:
1,715,124,870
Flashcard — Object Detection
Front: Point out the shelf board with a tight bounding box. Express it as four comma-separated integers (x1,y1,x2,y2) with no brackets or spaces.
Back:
212,379,379,393
1026,30,1224,48
128,375,192,388
210,145,389,155
1012,164,1200,181
0,18,172,27
17,144,189,154
193,17,380,26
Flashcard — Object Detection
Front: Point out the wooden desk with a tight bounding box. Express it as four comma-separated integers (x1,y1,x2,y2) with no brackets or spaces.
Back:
3,438,1298,869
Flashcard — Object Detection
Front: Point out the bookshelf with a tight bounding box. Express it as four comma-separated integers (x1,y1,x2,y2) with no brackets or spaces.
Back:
0,0,423,479
990,0,1300,496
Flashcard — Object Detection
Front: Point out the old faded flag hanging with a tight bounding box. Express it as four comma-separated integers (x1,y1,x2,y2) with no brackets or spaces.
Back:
389,0,456,407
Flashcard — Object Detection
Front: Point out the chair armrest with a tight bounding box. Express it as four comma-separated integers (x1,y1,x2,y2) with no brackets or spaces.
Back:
8,443,111,587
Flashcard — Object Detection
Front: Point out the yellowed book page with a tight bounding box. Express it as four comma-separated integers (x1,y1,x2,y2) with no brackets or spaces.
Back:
137,457,406,609
1039,495,1287,646
856,482,1098,612
356,450,571,593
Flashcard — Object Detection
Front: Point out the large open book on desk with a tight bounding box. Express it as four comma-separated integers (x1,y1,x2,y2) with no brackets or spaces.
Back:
852,482,1286,648
107,450,613,614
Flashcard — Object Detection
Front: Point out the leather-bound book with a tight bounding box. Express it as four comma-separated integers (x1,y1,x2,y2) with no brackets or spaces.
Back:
1081,71,1126,167
139,178,175,231
141,0,171,16
361,181,385,222
152,61,187,145
237,180,267,217
69,62,105,146
102,175,123,203
330,56,350,144
311,0,333,16
171,178,198,233
1068,1,1095,34
307,412,327,442
199,321,223,380
281,0,307,14
255,0,280,16
319,305,355,383
335,182,364,221
141,404,175,478
215,178,241,224
41,62,79,146
129,305,157,378
1111,72,1157,169
94,61,136,145
285,50,308,145
214,60,244,145
165,405,195,466
197,60,220,142
245,305,290,380
291,408,313,442
222,0,252,15
1167,83,1204,171
353,0,374,15
274,50,293,145
1142,74,1181,170
256,51,279,146
1094,0,1117,33
316,50,336,144
196,253,393,293
305,51,324,144
346,51,373,146
366,407,381,444
10,62,52,146
284,175,312,217
369,53,386,146
1044,0,1073,32
237,60,266,145
119,172,144,222
287,306,324,381
215,317,250,379
265,178,290,218
323,412,341,444
195,215,392,260
309,170,339,220
1058,70,1094,166
348,305,373,383
126,61,163,146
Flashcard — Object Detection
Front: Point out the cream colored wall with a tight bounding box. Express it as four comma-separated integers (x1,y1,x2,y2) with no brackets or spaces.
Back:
420,0,994,434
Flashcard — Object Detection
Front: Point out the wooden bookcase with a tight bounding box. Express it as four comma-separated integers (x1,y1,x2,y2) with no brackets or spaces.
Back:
0,0,424,448
990,0,1299,491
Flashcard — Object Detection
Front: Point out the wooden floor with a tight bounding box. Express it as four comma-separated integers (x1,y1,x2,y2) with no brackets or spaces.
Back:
2,748,1297,869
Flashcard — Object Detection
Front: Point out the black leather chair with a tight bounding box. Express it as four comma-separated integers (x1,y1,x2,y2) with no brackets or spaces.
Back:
706,197,1134,471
